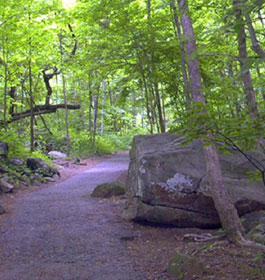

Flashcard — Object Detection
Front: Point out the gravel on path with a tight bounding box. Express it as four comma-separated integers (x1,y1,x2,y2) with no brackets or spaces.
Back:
0,153,144,280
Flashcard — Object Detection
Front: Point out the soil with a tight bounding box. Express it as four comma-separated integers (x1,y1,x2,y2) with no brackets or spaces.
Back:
0,152,265,280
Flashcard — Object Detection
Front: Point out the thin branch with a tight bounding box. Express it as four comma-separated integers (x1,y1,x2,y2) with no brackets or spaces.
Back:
245,14,265,58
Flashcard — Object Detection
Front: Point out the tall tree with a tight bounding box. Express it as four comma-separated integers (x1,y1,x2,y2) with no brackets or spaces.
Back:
178,0,265,250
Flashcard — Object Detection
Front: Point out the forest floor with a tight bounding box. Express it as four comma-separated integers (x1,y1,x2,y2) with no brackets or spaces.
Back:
0,152,264,280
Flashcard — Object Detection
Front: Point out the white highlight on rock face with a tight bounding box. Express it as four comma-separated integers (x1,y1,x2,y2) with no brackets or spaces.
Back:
139,159,147,174
155,173,194,197
139,165,146,174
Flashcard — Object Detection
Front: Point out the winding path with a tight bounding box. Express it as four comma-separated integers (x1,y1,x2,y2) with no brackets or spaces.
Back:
0,153,144,280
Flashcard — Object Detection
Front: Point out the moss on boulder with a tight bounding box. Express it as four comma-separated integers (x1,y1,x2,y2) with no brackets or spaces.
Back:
167,251,205,279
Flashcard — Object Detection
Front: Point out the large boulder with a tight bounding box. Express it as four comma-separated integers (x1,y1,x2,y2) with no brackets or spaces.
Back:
123,134,265,228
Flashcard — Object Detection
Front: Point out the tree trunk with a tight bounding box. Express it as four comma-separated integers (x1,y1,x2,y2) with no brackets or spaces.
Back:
170,0,191,108
88,79,93,135
233,0,259,120
3,41,8,131
178,0,249,245
154,83,166,132
59,33,70,156
101,79,106,136
138,56,153,134
132,94,137,128
28,36,34,152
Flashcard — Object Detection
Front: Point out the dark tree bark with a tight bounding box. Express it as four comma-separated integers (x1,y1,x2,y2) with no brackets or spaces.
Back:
8,87,17,115
42,68,60,106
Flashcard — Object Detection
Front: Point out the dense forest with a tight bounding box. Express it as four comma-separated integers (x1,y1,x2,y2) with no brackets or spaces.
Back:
0,0,264,158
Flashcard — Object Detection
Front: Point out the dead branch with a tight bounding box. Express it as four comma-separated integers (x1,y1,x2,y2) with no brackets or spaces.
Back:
7,104,80,123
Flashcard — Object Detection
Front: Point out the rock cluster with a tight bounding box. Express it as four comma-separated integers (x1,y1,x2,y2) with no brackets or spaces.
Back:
0,141,60,215
123,134,265,229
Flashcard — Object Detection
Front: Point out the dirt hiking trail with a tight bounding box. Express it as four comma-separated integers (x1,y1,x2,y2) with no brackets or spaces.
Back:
0,153,144,280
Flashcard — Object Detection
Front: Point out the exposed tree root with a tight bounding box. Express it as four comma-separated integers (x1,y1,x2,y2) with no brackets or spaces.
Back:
183,231,265,252
234,231,265,252
183,233,225,242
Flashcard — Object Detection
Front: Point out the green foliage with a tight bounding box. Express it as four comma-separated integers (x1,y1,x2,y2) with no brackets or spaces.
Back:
0,131,29,159
0,0,264,172
71,130,133,158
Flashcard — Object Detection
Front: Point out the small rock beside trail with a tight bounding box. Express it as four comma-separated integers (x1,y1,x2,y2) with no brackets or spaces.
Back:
48,151,67,159
242,210,265,245
26,158,60,178
242,210,265,233
0,141,8,158
247,224,265,245
0,179,14,193
91,182,126,198
0,204,5,215
167,251,205,279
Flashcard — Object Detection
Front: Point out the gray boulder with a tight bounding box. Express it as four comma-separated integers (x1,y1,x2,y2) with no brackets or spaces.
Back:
48,151,67,159
91,182,126,198
123,134,265,228
241,210,265,233
0,204,5,214
247,224,265,245
0,141,8,158
9,158,24,166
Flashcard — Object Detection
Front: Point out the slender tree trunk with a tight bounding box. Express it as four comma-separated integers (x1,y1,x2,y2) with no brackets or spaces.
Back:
256,67,265,101
59,33,70,156
3,40,8,131
146,0,165,133
154,83,166,132
132,95,137,128
93,87,99,149
101,79,106,136
161,85,166,122
170,0,191,108
149,82,159,133
28,28,34,152
88,79,93,135
233,0,259,120
138,56,153,134
178,0,248,244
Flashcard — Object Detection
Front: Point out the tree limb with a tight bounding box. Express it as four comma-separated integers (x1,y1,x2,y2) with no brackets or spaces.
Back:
6,104,80,123
245,14,265,58
42,68,61,106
